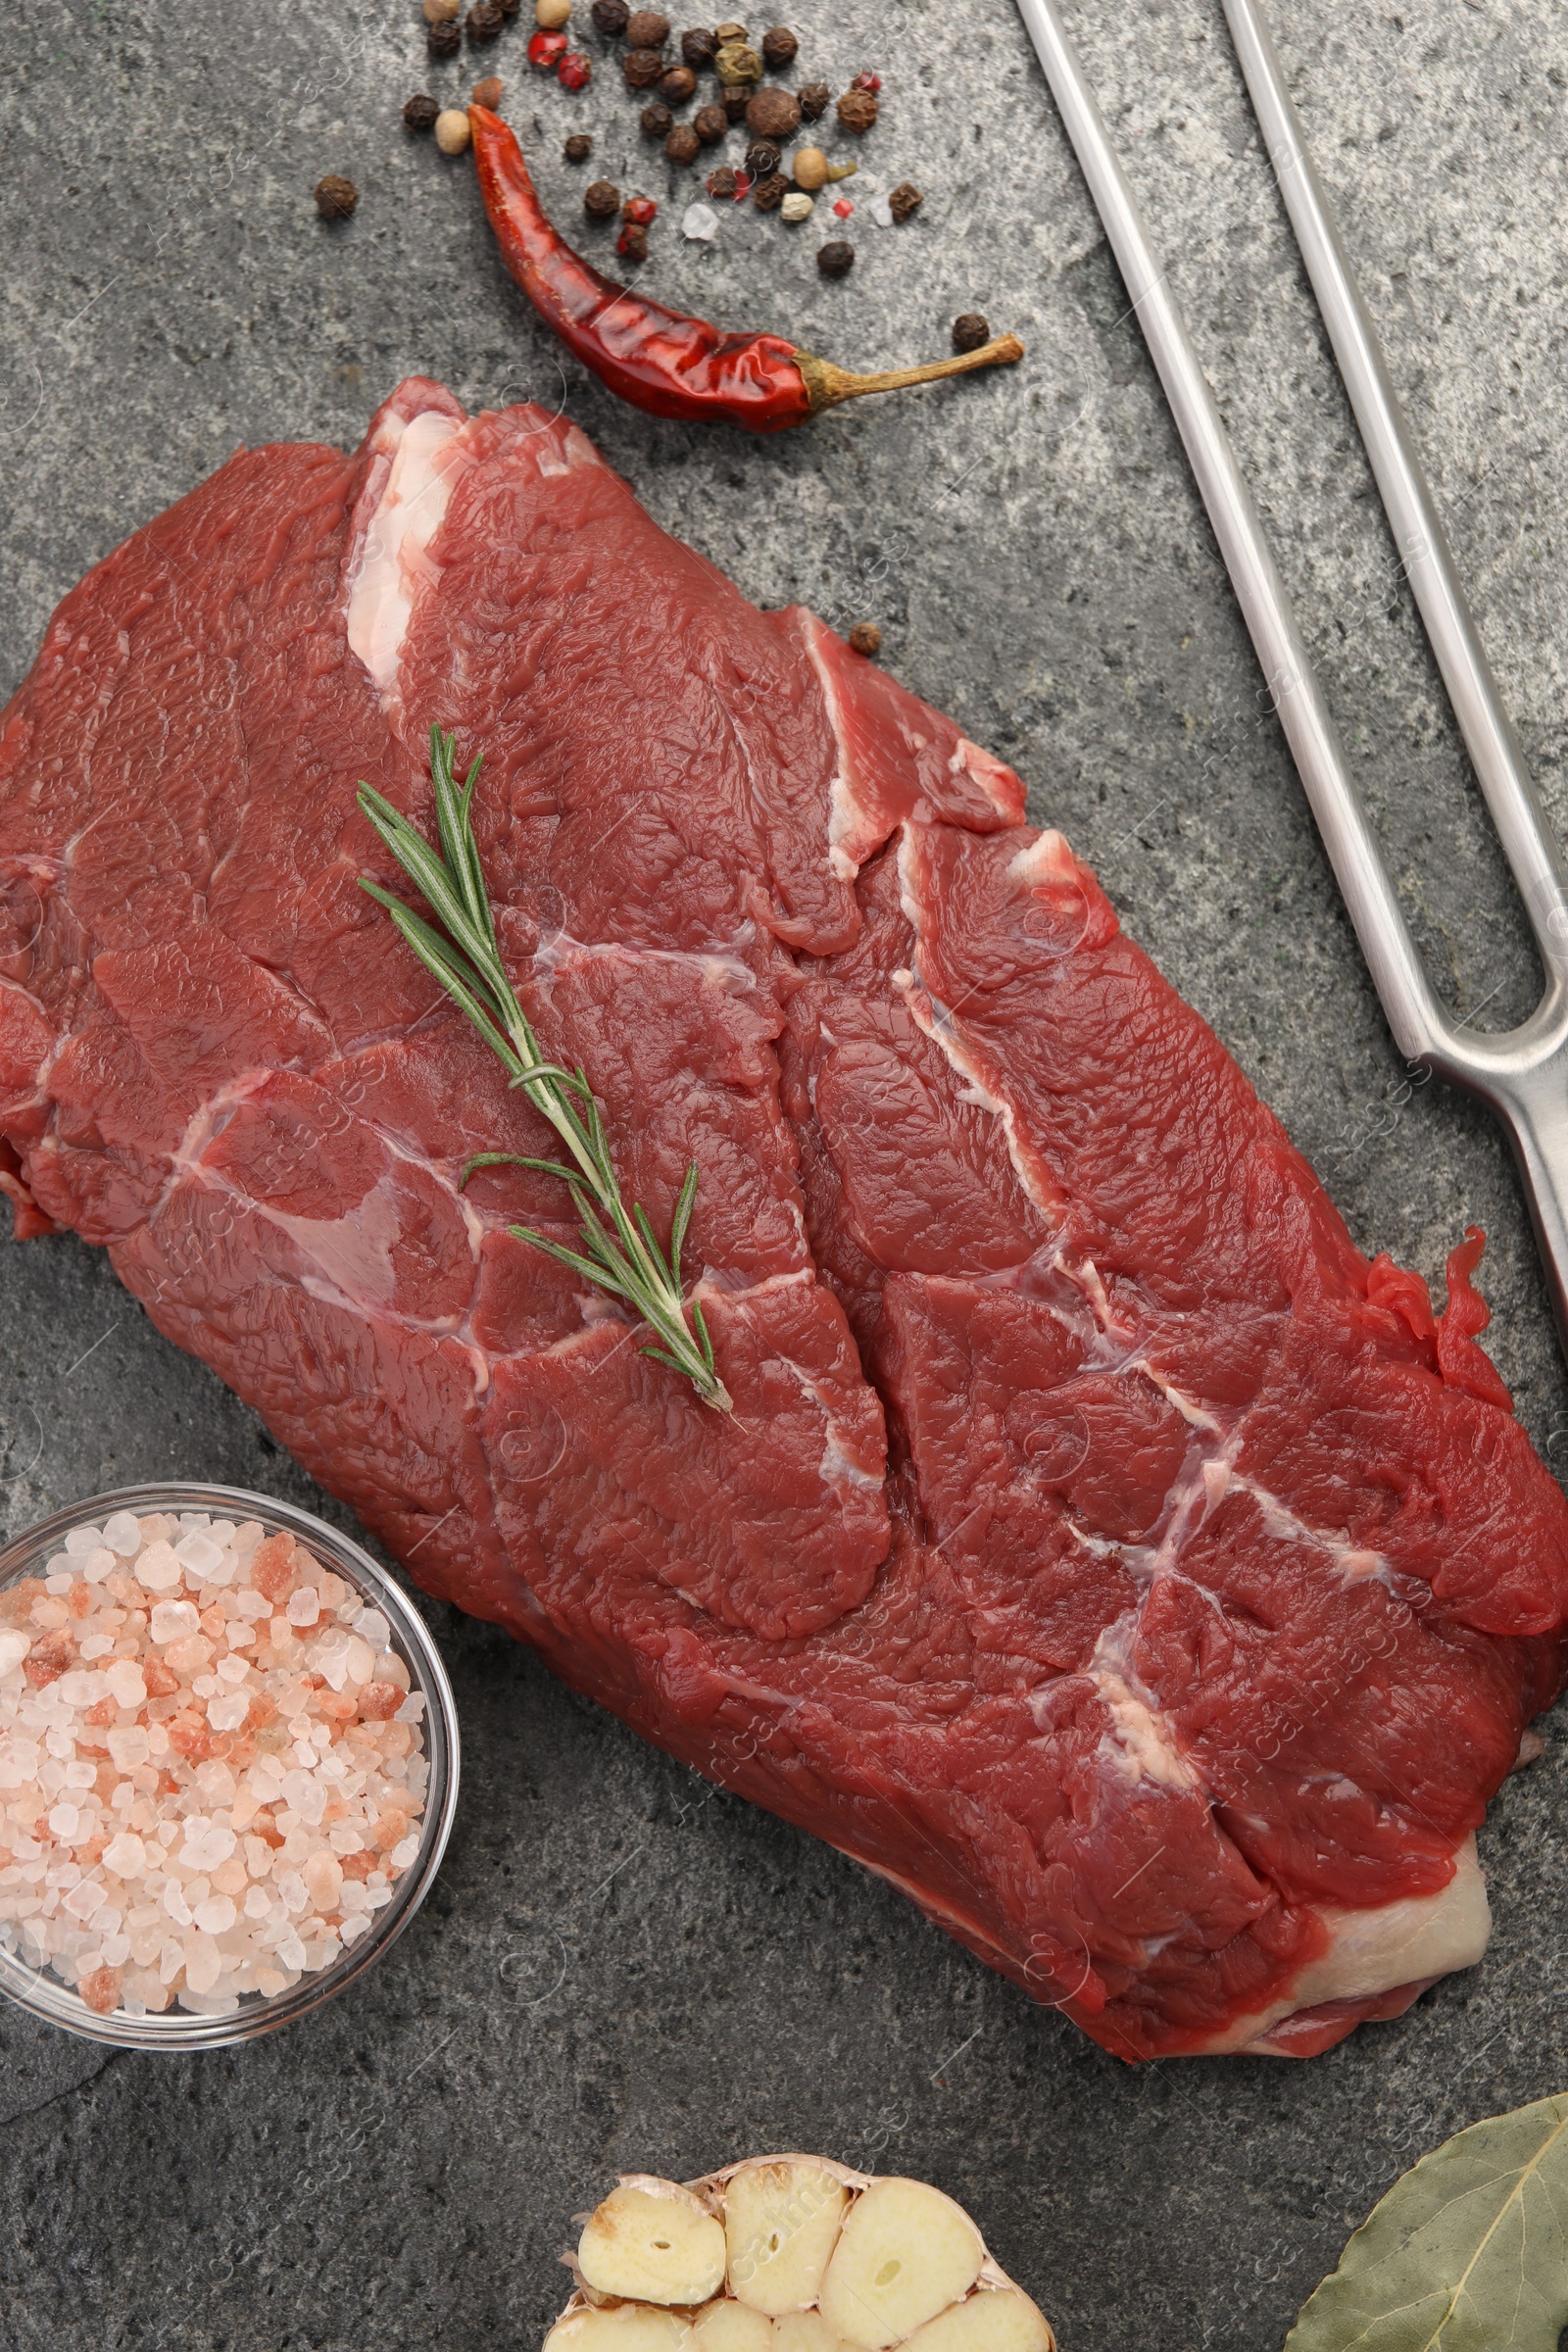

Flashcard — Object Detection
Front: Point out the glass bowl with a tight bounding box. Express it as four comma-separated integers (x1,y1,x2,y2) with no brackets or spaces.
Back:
0,1483,460,2049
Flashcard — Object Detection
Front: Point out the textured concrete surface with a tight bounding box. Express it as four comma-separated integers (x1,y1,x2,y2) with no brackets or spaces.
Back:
3,2,1568,2345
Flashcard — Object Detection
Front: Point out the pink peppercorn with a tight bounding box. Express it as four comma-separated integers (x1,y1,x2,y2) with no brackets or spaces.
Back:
850,70,881,92
557,50,592,88
622,193,658,224
832,196,854,218
528,27,568,65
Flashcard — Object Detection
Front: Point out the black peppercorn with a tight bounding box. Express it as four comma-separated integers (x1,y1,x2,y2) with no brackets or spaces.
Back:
817,238,855,277
745,84,799,138
706,164,738,198
888,180,922,222
618,220,649,262
665,122,701,163
467,1,504,39
564,131,593,161
693,102,726,143
721,83,751,120
951,312,990,353
584,178,622,216
752,172,788,211
590,0,629,28
661,64,697,101
314,173,359,220
625,7,670,42
760,24,797,69
403,92,441,131
622,46,666,84
680,25,718,67
836,88,877,133
641,99,674,137
798,79,830,119
848,621,881,658
426,20,463,56
744,138,780,176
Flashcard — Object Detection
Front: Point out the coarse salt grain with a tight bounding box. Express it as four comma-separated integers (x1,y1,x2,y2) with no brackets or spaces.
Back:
137,1544,183,1593
173,1532,223,1578
106,1659,148,1708
0,1520,428,2020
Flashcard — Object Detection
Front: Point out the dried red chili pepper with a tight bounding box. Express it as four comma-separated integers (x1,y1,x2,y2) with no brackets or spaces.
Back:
466,105,1024,433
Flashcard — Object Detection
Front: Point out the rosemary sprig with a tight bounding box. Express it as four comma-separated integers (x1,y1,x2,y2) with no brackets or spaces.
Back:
357,726,732,1414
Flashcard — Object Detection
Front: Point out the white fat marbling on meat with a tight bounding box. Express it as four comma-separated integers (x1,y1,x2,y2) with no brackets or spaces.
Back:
345,407,465,702
1007,826,1078,888
273,1176,406,1311
771,1341,886,1500
953,736,1025,820
1138,1360,1221,1433
530,420,606,479
800,612,860,881
892,842,1068,1230
530,926,758,995
1082,1622,1201,1794
1297,1836,1492,2007
1235,1472,1397,1593
1189,1834,1493,2056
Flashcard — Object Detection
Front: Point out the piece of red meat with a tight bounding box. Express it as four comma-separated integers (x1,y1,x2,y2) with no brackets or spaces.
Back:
2,377,1565,2060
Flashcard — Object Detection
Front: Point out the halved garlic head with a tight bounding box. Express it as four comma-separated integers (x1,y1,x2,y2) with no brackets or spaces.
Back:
554,2160,1053,2352
579,2181,728,2306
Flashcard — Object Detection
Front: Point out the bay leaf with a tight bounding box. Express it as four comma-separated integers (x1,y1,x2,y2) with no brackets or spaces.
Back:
1285,2091,1568,2351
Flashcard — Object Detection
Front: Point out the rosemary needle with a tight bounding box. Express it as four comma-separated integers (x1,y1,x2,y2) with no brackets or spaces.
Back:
358,726,733,1414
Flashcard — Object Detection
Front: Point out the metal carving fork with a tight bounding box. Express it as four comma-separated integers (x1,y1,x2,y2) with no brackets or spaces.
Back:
1014,0,1568,1353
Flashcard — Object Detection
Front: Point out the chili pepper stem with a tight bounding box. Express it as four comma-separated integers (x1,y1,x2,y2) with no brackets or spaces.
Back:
794,334,1025,414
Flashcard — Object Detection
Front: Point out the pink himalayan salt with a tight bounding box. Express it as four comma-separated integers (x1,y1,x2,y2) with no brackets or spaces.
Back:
0,1516,426,2021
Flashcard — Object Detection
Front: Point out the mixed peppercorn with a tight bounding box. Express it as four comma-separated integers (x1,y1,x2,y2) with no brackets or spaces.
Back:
306,10,1021,663
391,0,933,278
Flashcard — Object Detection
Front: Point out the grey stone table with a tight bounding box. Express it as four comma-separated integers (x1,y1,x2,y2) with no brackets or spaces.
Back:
2,2,1567,2345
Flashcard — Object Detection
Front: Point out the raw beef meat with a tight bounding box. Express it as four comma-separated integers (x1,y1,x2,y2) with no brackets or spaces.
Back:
3,377,1566,2060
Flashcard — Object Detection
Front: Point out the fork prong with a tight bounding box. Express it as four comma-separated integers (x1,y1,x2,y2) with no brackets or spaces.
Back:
1013,0,1448,1063
1221,0,1568,990
1013,0,1568,1361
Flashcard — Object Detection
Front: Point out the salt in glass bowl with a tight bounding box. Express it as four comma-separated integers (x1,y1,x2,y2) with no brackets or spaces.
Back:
0,1482,460,2049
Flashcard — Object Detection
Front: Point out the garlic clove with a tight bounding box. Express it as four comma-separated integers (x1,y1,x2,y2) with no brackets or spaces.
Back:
901,2292,1052,2352
547,2309,696,2352
692,2304,775,2352
772,2316,847,2352
726,2161,851,2315
579,2181,729,2306
817,2180,985,2351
